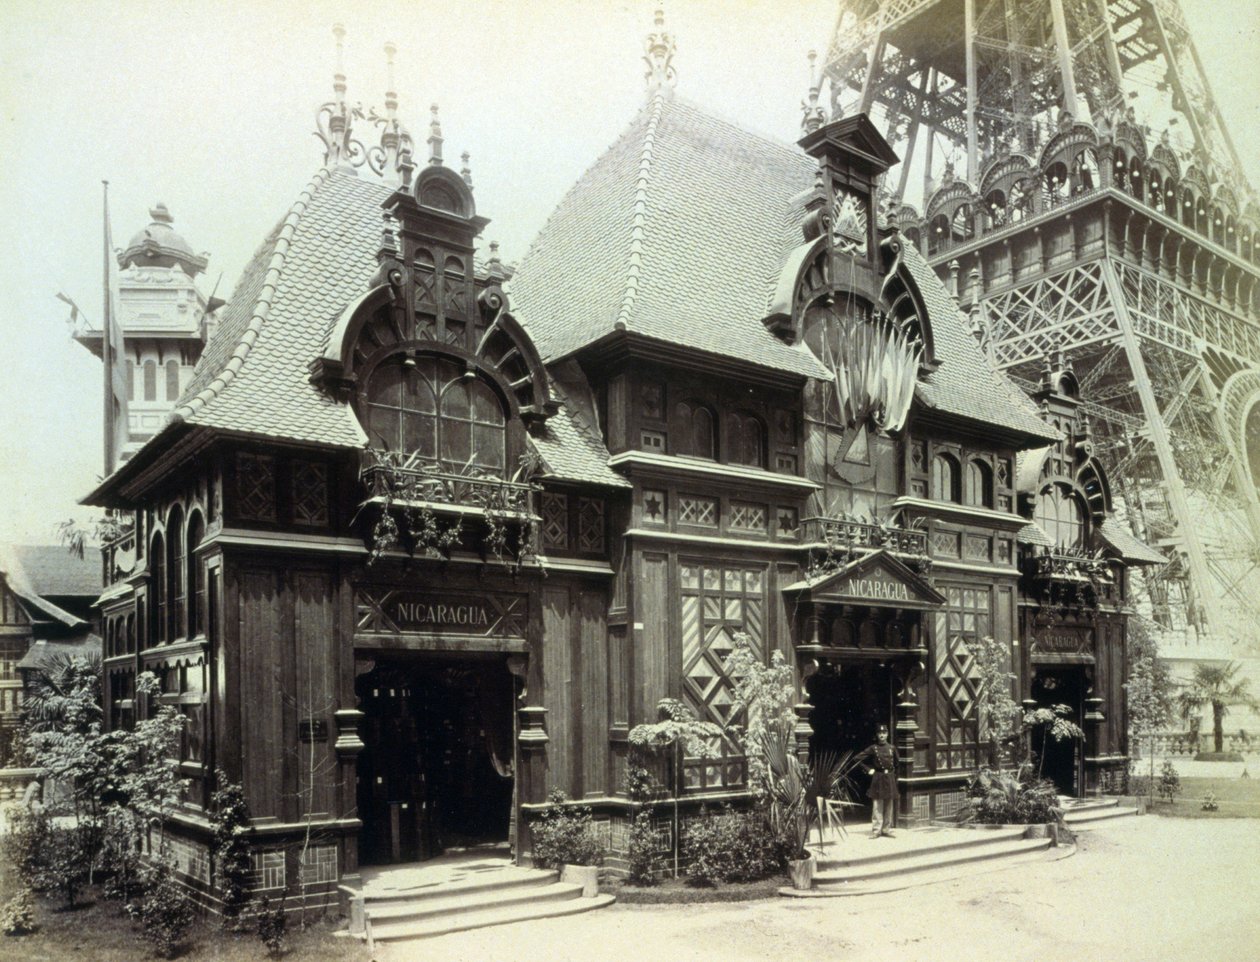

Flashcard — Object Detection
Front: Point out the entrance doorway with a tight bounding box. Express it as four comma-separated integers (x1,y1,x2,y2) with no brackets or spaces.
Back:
356,654,515,865
807,661,894,803
1030,668,1085,796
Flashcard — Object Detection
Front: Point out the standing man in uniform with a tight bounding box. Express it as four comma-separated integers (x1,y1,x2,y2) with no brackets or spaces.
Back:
858,724,898,838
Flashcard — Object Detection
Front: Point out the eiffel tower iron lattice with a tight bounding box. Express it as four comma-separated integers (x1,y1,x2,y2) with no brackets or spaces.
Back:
822,0,1260,651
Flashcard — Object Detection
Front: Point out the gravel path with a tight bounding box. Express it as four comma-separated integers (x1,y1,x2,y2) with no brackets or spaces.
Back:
377,817,1260,962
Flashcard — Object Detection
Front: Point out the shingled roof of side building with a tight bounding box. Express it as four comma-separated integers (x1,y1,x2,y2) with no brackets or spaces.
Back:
507,95,1057,444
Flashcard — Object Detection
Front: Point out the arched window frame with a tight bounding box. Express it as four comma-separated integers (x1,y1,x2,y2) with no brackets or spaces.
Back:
165,360,180,402
930,453,960,503
149,530,166,646
725,411,765,468
1035,482,1088,548
143,360,157,402
673,400,717,460
186,512,206,638
364,353,509,476
166,506,185,642
964,459,994,509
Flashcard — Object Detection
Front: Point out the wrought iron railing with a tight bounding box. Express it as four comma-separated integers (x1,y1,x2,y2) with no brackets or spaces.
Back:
1031,552,1112,583
360,459,535,517
801,516,928,558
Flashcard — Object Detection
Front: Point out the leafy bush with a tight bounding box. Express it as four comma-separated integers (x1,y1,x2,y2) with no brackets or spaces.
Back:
255,895,288,958
530,790,605,868
962,767,1063,825
129,865,194,959
33,824,91,908
626,810,660,885
210,781,253,925
683,808,780,886
1158,761,1182,804
1128,773,1151,799
2,808,50,888
723,634,797,800
0,888,36,936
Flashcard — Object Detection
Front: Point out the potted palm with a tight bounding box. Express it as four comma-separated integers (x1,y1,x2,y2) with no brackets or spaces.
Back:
759,719,858,890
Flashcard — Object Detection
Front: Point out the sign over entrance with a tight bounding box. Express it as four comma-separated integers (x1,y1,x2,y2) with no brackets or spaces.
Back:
1030,624,1093,658
354,587,527,643
785,549,946,610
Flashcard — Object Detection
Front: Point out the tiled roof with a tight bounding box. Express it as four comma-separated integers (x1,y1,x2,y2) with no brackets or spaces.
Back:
902,247,1060,442
1098,519,1166,565
16,634,101,671
0,544,94,627
509,96,830,379
163,166,618,484
1017,522,1055,547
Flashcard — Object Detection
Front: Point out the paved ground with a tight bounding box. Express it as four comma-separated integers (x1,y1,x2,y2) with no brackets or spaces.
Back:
377,817,1260,962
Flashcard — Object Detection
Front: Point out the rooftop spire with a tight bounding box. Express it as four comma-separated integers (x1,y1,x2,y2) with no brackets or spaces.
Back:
370,40,414,185
428,104,444,166
316,23,363,168
801,49,827,136
643,8,676,100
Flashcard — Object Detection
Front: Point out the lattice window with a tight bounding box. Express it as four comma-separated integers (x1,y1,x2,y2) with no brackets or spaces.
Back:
291,462,329,527
932,586,989,771
964,535,992,561
577,498,605,553
236,453,276,522
930,529,960,558
679,563,765,790
541,493,568,551
678,495,718,527
729,501,767,533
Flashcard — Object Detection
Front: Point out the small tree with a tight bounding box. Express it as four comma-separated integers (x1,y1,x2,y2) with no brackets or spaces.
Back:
628,699,722,878
1124,620,1173,802
1176,662,1259,755
1157,760,1182,804
723,634,797,800
972,635,1020,770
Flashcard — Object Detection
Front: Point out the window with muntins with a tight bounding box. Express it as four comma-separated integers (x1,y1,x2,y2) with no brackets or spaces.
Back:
366,355,506,474
1035,484,1085,548
726,412,764,467
673,400,716,460
964,460,993,508
931,453,960,502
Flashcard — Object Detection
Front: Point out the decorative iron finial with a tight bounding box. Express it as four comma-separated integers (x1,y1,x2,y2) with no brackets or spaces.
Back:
801,50,827,135
316,24,369,169
487,240,508,282
461,151,473,189
643,8,676,100
428,104,444,166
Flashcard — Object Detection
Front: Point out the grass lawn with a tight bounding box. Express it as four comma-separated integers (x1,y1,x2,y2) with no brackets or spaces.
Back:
1144,776,1260,819
0,859,371,962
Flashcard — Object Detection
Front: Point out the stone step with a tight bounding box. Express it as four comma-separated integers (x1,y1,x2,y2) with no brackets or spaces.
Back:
357,866,558,905
812,835,1052,885
783,837,1071,898
368,892,616,943
365,880,585,926
1061,797,1120,813
1064,805,1139,826
809,825,1029,871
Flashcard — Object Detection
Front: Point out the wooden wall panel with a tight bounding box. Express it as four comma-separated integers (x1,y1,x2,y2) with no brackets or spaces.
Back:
578,589,608,798
638,553,670,722
240,570,284,819
295,571,336,818
609,625,629,729
542,585,574,794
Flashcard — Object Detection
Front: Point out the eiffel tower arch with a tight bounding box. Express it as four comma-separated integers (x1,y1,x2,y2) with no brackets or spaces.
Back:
822,0,1260,652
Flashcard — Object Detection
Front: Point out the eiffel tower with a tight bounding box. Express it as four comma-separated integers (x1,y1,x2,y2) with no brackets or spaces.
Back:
821,0,1260,652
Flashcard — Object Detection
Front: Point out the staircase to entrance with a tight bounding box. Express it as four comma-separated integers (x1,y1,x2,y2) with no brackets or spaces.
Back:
342,849,614,944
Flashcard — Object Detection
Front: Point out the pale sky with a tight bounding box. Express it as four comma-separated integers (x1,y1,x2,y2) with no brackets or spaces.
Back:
1,0,1258,545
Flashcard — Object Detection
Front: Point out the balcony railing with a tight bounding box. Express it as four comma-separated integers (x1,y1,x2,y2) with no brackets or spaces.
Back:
801,516,928,558
360,458,535,518
101,524,137,587
1031,552,1112,584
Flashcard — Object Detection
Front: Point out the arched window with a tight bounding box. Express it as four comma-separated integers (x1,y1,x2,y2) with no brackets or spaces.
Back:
365,355,507,474
150,531,166,646
930,453,960,503
186,512,205,637
964,460,993,508
1035,483,1086,548
165,360,180,401
674,401,716,460
143,360,157,401
126,360,135,402
726,412,764,467
167,506,184,642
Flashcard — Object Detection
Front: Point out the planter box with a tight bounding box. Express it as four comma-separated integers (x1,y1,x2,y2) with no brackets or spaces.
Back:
786,855,815,891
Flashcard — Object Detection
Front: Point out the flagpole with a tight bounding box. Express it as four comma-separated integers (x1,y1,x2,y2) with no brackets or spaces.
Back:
102,180,114,476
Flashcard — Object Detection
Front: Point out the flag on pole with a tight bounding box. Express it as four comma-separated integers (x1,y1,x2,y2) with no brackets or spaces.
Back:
102,181,129,475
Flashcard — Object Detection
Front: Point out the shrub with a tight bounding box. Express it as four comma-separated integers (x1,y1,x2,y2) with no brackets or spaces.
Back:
130,866,194,959
530,790,604,868
1201,792,1219,812
626,810,660,886
2,808,50,888
1128,774,1151,799
962,767,1062,825
210,782,253,925
33,824,90,909
0,889,36,936
256,895,288,958
1157,761,1182,804
683,808,780,886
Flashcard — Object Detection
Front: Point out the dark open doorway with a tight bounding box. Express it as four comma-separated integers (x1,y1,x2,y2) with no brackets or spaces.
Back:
356,654,515,865
1030,668,1085,797
806,661,894,803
